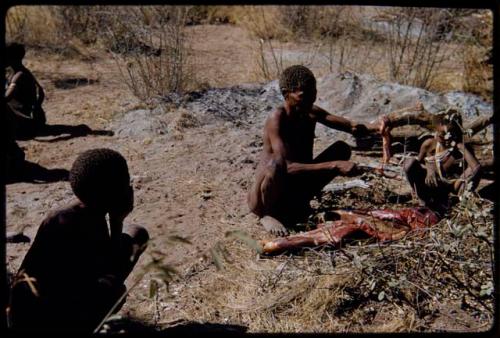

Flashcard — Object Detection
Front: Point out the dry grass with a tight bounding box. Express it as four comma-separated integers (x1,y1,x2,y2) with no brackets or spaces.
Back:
6,5,493,99
6,6,100,58
239,6,491,97
102,6,196,101
6,6,59,46
170,178,494,333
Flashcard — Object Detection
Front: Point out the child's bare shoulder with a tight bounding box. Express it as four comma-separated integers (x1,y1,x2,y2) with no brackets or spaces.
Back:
421,138,436,151
41,202,85,231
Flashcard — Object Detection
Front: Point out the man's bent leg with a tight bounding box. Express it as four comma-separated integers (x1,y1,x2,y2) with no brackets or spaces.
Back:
248,158,289,236
302,141,352,197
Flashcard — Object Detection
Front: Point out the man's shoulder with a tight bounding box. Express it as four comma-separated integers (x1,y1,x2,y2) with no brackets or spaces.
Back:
266,106,286,123
270,105,286,117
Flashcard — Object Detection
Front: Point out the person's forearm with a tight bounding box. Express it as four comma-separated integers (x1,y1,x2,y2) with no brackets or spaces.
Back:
458,144,480,172
109,218,124,242
324,114,354,133
36,84,45,105
5,85,15,100
37,91,44,105
287,161,335,175
340,117,354,133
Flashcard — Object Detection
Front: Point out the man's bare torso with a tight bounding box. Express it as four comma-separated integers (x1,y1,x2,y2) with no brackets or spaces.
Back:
261,105,319,164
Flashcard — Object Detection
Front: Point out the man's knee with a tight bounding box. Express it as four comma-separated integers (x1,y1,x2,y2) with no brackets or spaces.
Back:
248,157,286,216
264,157,286,177
333,141,352,161
318,141,351,162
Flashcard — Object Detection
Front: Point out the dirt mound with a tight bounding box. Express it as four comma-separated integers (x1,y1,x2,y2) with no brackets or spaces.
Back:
111,107,169,138
112,73,491,143
163,83,281,124
315,72,492,123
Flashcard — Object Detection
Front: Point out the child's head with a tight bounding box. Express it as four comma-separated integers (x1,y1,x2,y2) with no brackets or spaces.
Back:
70,148,133,214
5,43,25,67
433,108,463,146
279,65,317,112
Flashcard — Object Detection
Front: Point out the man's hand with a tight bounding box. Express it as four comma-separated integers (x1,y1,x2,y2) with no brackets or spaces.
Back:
333,160,359,176
351,123,370,138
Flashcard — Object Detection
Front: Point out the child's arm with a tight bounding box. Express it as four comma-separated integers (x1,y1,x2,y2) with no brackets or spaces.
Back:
458,143,481,173
418,139,439,187
455,143,481,193
34,78,45,106
109,186,134,242
109,217,124,243
5,71,22,101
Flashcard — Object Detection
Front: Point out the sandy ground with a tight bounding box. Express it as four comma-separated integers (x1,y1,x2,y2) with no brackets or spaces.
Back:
6,24,278,332
6,24,494,333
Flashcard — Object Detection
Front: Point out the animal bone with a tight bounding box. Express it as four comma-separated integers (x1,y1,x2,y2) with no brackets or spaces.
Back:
261,207,439,255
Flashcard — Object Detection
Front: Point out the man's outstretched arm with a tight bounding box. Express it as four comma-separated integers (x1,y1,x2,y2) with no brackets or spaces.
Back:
265,110,356,176
312,106,378,137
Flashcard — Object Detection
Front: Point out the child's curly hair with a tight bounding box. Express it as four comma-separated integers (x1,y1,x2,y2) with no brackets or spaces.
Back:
433,107,464,137
70,148,130,208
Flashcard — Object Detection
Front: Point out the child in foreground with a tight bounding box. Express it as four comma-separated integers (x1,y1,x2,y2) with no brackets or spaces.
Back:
9,148,149,333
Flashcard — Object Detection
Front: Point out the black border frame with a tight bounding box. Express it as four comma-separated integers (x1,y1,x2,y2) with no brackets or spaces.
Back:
1,1,498,337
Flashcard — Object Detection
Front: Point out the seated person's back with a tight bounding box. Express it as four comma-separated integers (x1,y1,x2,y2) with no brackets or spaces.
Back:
9,148,149,333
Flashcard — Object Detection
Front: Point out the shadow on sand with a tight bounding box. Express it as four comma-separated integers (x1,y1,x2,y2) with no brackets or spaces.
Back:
6,160,69,185
16,124,114,142
101,317,248,336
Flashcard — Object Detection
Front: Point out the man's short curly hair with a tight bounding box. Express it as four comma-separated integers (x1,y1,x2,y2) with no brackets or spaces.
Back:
279,65,316,96
6,43,26,63
70,148,130,208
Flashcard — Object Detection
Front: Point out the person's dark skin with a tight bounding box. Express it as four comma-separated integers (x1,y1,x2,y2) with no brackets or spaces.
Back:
9,180,148,332
5,56,45,124
248,85,379,236
5,46,113,141
404,119,481,214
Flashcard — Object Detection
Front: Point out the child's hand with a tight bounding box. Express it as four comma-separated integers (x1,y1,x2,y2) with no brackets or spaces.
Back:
109,185,134,230
425,170,439,187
